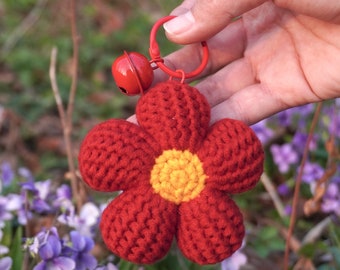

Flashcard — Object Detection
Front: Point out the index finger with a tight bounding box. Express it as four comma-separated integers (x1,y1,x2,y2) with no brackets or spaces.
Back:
165,0,266,44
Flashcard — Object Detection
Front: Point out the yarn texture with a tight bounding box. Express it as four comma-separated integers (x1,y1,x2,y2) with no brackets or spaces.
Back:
78,81,264,265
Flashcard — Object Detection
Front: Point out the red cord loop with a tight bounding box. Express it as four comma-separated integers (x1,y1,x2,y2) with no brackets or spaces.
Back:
169,69,186,83
149,16,209,80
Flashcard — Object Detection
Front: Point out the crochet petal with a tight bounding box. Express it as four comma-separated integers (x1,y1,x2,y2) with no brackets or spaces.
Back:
100,186,177,264
136,81,210,152
198,119,264,193
78,119,161,192
177,188,244,265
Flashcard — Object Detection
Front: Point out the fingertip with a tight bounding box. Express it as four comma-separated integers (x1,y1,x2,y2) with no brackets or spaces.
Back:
163,11,195,41
164,12,231,44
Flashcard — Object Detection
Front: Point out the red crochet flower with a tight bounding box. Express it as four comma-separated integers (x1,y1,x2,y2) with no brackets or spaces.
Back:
78,81,264,265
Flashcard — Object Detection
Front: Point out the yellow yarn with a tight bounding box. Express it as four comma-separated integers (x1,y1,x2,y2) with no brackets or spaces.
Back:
150,149,206,204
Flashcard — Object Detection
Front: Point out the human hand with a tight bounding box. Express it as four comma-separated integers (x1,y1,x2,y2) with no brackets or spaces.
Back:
154,0,340,125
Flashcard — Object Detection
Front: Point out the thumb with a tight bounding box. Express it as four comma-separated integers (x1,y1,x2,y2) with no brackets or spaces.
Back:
164,0,266,44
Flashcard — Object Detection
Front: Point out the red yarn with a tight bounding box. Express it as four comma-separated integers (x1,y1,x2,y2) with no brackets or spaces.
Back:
79,120,161,192
198,119,264,193
136,82,210,152
78,81,264,265
101,186,177,264
178,188,244,264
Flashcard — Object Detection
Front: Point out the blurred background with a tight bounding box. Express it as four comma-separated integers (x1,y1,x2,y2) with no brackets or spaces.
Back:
1,1,340,270
0,0,180,177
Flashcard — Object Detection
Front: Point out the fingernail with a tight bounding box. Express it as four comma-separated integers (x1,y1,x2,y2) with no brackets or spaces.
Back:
164,11,195,35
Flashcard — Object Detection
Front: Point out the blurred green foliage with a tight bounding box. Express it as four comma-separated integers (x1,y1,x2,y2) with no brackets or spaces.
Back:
0,0,181,122
0,0,180,174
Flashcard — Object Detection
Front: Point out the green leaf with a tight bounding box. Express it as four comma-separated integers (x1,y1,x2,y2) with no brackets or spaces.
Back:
330,247,340,267
118,259,139,270
9,226,24,270
149,248,190,270
1,221,13,248
317,265,336,270
298,241,328,258
250,226,285,257
258,226,278,240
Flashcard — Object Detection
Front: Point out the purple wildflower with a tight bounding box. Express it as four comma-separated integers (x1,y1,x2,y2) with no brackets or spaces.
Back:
34,255,75,270
25,235,40,256
221,242,247,270
69,231,97,270
270,143,299,173
58,202,100,237
0,196,13,228
0,257,12,270
321,182,340,215
300,162,324,184
6,194,22,210
275,104,314,128
276,109,293,127
251,119,273,145
107,263,119,270
18,167,35,182
0,162,14,187
32,198,51,213
284,205,292,216
277,183,290,196
0,243,9,255
0,193,24,227
21,179,39,195
329,109,340,138
53,184,73,210
298,104,315,116
38,234,61,258
291,132,317,153
1,193,26,225
56,184,72,201
21,179,52,213
33,227,75,270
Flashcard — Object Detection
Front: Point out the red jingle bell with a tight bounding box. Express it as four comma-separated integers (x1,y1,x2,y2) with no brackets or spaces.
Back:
111,51,154,96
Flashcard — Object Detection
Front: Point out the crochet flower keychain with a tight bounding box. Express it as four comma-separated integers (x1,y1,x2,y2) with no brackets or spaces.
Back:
78,16,264,265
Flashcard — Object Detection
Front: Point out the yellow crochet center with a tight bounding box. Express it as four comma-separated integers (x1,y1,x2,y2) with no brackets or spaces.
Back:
150,149,206,204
